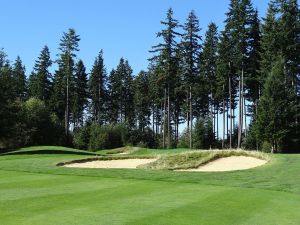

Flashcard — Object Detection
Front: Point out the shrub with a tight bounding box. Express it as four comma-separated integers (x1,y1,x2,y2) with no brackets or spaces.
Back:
193,118,215,149
262,141,272,153
73,125,90,150
128,128,158,148
177,129,189,148
88,123,127,151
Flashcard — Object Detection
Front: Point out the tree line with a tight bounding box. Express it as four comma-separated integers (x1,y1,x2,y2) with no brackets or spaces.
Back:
0,0,299,152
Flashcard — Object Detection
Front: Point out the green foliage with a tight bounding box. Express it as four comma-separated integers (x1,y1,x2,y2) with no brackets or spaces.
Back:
261,141,272,153
89,50,107,124
193,118,215,149
72,60,88,127
127,128,158,148
28,45,52,101
88,123,128,150
73,125,91,150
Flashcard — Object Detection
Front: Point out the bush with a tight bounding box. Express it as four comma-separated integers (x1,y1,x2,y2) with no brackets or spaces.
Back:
262,141,272,153
73,125,90,150
177,129,189,148
88,123,127,151
193,118,215,149
128,128,158,148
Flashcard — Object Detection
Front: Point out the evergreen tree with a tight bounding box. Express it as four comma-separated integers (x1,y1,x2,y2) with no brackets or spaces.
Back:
108,58,134,127
12,56,27,101
89,50,107,124
72,60,88,127
57,28,80,136
149,8,181,148
201,22,219,139
255,56,298,152
107,69,120,123
181,10,202,149
133,71,151,131
259,1,281,88
28,46,52,102
0,51,15,141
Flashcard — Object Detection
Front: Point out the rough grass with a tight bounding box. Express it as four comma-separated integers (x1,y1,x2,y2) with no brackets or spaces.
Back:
140,150,269,170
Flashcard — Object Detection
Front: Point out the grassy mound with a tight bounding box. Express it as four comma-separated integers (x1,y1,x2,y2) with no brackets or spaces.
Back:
139,150,269,170
1,146,97,156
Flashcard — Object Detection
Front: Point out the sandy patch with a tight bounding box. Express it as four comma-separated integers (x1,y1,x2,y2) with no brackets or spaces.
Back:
178,156,267,172
64,158,157,169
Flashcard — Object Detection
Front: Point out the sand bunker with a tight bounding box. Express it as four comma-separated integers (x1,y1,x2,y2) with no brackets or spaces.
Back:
64,158,157,169
178,156,267,172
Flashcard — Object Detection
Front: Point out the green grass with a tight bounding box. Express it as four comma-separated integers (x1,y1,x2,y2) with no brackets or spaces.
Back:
0,146,300,224
1,146,97,156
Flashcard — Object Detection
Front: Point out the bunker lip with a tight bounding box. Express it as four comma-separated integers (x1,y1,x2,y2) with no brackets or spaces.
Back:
61,158,157,169
177,156,267,172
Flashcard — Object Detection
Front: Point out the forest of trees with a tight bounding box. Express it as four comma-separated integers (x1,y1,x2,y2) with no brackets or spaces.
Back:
0,0,299,153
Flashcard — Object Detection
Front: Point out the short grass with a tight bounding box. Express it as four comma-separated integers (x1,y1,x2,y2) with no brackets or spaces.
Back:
0,146,300,225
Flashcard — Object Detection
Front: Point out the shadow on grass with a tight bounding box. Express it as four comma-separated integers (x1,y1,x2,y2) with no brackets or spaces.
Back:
0,149,97,156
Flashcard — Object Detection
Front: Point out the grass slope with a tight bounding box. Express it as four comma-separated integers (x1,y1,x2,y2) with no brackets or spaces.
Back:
0,146,300,225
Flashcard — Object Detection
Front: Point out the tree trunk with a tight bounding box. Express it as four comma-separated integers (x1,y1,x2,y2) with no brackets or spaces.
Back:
216,106,219,140
163,88,166,149
189,85,192,149
186,90,189,135
238,65,244,148
244,96,247,137
229,75,232,149
167,86,171,148
222,90,225,149
65,55,70,138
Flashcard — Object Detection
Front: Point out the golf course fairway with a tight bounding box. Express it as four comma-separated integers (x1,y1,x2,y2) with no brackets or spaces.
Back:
0,146,299,225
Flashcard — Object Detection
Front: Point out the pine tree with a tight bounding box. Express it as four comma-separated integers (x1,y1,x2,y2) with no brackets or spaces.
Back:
133,71,151,131
28,46,52,102
108,58,134,127
255,56,298,152
0,50,15,140
12,56,27,101
245,10,261,115
57,28,80,136
260,1,281,88
149,8,181,148
107,69,120,123
201,22,219,139
182,10,202,149
89,50,107,124
72,60,88,127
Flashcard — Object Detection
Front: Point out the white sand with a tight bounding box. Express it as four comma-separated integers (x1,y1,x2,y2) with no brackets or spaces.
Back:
64,158,157,169
178,156,267,172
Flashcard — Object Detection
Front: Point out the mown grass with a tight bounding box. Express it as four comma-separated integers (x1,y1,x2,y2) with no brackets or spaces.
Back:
1,146,97,156
0,146,300,225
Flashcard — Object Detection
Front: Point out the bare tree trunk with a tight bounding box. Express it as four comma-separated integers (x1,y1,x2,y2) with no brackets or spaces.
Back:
229,75,232,149
244,96,247,137
226,102,228,144
186,90,189,134
222,93,225,149
152,104,155,133
189,85,192,149
65,55,70,138
167,86,171,148
163,88,166,149
238,78,241,148
216,106,219,140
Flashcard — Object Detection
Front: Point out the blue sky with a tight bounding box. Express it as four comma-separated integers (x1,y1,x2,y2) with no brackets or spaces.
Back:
1,0,270,75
